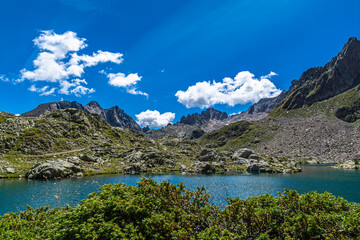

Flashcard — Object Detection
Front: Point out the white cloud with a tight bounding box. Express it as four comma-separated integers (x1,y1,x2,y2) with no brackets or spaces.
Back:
72,50,123,67
59,79,94,96
28,85,56,96
108,73,141,87
33,30,87,59
70,85,95,96
0,75,9,82
175,71,282,108
135,110,175,128
107,72,148,97
127,88,149,97
19,30,123,96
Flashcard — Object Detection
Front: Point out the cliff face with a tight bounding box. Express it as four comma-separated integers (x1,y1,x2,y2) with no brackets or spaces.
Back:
278,37,360,110
22,101,142,131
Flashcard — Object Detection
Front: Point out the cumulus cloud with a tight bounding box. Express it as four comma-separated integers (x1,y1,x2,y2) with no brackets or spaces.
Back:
135,110,175,128
19,30,123,96
59,79,95,96
0,75,9,82
107,72,148,97
28,85,57,96
175,71,282,108
108,73,141,87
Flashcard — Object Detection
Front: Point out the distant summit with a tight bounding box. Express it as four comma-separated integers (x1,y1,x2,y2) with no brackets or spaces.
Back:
278,37,360,110
22,101,85,117
180,108,228,125
22,101,142,131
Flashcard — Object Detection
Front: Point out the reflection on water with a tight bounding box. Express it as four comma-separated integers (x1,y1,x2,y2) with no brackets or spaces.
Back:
1,165,360,215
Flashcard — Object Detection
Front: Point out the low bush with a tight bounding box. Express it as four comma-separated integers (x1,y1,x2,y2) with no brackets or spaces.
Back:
1,178,359,239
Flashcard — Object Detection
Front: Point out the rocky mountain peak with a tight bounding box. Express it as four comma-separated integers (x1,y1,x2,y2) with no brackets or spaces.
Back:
180,108,228,125
85,101,101,108
22,101,142,132
278,37,360,110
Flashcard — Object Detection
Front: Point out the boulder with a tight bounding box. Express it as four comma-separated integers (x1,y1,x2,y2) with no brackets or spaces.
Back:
193,161,216,173
123,151,165,167
80,154,96,162
26,159,83,179
199,149,223,162
247,161,270,172
6,168,15,174
124,165,141,174
232,148,254,159
249,154,260,160
233,158,251,166
334,160,360,169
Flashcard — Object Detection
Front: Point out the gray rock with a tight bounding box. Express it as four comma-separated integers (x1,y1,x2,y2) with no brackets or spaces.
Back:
199,149,223,162
6,168,15,174
26,159,83,179
193,161,216,173
246,160,269,172
233,158,251,165
249,154,260,160
124,165,141,174
80,154,96,162
232,148,254,159
179,164,187,171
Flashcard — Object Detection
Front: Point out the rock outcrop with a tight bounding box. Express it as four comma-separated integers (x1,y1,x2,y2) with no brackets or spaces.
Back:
333,160,360,169
231,148,301,173
26,158,83,179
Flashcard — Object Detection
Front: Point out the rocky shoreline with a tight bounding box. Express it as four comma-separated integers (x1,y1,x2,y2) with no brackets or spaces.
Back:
0,147,301,180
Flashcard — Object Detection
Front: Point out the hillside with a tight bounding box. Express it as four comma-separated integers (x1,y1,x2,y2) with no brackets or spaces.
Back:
22,101,142,131
0,109,299,178
146,96,286,139
198,38,360,164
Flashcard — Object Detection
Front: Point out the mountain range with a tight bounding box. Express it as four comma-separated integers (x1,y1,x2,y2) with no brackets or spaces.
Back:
9,37,360,161
22,100,142,132
1,37,360,178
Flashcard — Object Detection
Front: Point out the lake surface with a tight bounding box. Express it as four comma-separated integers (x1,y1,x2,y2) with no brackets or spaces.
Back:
1,165,360,215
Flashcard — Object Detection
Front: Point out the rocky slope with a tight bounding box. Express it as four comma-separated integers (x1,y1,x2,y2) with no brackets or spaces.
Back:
229,90,287,122
180,108,228,125
0,109,298,179
276,37,360,111
197,38,360,164
146,98,285,139
145,108,228,139
22,101,142,131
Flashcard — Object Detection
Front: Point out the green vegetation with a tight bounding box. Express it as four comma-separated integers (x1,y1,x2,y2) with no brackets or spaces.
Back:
1,178,359,239
200,121,278,150
270,84,360,124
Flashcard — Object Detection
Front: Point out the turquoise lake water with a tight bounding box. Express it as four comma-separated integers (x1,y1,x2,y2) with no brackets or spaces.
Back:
1,165,360,215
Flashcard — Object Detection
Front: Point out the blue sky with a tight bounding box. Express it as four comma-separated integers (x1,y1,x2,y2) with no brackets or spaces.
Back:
0,0,360,127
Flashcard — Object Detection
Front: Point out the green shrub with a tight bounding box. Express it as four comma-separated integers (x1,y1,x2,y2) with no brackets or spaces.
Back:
1,178,360,239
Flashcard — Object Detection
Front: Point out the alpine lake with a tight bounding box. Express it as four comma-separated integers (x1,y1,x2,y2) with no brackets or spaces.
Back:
1,165,360,215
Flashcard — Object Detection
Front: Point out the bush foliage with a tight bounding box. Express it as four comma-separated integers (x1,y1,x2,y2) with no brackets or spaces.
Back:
1,178,360,239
